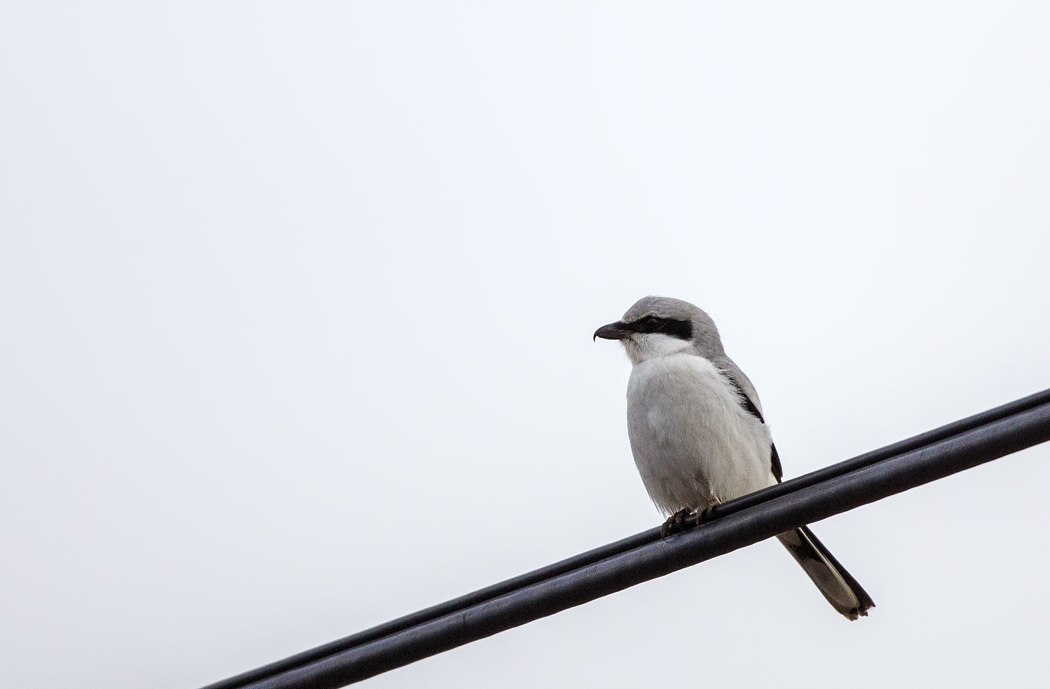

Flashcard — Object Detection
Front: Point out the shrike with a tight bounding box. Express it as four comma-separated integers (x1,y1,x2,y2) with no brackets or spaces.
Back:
595,296,874,620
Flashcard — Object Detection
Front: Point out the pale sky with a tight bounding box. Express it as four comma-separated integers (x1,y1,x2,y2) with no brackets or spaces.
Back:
3,3,1050,688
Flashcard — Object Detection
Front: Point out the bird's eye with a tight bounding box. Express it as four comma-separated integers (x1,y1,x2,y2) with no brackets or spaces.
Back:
634,315,664,333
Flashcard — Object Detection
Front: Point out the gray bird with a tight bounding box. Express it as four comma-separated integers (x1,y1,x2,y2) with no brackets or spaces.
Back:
594,296,874,620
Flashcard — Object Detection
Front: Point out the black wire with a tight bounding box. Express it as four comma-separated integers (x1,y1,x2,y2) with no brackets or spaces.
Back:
720,386,1050,517
201,388,1050,689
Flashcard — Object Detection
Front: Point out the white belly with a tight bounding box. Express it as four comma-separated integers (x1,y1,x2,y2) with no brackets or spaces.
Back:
626,353,776,515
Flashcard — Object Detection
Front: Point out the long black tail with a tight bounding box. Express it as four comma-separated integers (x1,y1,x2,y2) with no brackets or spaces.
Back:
776,526,875,620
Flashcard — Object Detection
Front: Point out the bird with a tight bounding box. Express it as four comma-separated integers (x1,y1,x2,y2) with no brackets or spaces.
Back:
594,296,874,620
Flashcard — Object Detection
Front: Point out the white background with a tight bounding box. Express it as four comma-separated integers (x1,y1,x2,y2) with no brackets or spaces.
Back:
3,3,1049,688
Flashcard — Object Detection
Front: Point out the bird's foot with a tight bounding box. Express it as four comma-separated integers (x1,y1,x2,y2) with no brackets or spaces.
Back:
696,503,720,525
660,509,692,538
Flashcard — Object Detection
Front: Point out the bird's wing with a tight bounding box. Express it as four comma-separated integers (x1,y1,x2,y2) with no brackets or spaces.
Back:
717,362,784,483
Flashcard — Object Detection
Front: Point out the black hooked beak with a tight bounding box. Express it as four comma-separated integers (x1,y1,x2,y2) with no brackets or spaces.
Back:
593,321,632,341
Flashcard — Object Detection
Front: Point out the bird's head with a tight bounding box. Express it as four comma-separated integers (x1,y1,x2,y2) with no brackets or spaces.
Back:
593,296,724,365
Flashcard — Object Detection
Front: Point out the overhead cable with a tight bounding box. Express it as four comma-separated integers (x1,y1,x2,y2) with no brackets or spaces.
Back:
202,388,1050,689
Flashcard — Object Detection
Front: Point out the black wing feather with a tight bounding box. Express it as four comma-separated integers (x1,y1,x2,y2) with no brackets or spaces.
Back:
719,371,783,483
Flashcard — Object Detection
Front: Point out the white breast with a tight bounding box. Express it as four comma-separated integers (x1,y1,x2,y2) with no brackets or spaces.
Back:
625,353,776,515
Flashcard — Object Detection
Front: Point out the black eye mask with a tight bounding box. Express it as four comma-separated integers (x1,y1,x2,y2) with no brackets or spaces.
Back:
627,315,693,340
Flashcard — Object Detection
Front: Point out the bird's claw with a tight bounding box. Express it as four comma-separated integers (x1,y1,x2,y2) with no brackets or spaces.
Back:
660,508,692,538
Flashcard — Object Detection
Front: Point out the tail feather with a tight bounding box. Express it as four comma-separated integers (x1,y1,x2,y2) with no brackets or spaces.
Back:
776,526,875,620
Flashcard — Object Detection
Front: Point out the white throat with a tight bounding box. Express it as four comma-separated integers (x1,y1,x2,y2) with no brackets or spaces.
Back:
623,333,695,365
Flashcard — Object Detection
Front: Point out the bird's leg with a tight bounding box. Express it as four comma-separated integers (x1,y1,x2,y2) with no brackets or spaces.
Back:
696,499,722,525
660,508,692,538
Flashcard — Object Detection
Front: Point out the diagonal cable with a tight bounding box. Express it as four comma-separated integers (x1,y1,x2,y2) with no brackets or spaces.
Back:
202,388,1050,689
